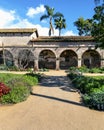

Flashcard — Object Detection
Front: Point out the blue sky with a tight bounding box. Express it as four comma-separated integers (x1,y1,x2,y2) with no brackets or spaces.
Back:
0,0,96,36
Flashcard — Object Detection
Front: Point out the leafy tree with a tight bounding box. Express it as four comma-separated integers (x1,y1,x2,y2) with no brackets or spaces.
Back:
74,17,92,36
91,4,104,48
54,16,66,36
40,5,63,36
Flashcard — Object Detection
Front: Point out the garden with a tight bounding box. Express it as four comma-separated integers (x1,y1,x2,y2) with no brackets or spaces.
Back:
0,72,41,104
68,67,104,110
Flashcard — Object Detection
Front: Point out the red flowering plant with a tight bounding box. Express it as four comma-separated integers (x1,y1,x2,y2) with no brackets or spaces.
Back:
0,82,11,97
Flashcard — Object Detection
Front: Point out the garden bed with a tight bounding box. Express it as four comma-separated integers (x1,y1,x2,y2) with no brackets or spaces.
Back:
67,70,104,111
0,73,40,104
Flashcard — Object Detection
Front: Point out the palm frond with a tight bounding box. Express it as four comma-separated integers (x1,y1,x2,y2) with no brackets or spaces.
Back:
53,12,63,18
44,5,50,11
40,15,49,21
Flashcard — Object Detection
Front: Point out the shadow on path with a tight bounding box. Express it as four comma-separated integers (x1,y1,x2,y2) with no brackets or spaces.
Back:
32,73,85,108
39,76,71,87
31,92,85,107
39,75,78,92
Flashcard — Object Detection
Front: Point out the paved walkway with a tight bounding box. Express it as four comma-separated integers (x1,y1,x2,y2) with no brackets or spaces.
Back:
0,70,104,130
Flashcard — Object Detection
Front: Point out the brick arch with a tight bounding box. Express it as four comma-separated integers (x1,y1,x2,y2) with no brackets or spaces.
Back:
0,49,14,66
38,49,56,69
82,49,101,68
59,49,78,69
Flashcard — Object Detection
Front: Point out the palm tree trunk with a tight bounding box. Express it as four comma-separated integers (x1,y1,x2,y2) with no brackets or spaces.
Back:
49,17,54,36
59,29,61,36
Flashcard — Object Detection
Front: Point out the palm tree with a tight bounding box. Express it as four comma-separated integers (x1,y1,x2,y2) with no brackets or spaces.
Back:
54,16,66,36
40,5,63,36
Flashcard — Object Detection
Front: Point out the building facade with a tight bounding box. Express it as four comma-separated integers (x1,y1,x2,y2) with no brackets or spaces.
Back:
0,28,104,70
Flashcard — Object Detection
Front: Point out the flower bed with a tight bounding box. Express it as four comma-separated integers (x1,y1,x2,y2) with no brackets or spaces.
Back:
0,73,40,104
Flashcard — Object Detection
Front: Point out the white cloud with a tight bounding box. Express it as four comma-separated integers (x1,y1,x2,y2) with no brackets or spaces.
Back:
0,8,77,36
9,19,34,28
0,9,16,27
26,5,45,17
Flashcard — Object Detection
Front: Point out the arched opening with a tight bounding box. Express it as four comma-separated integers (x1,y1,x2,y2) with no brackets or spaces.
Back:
60,50,78,69
0,50,13,66
82,50,101,68
39,50,56,69
18,49,35,69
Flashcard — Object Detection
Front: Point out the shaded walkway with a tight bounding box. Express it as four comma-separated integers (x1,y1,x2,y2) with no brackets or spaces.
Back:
31,72,82,107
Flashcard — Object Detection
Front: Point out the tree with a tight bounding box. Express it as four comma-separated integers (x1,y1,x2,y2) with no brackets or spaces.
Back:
91,4,104,48
54,16,66,36
18,49,35,69
74,17,92,36
40,5,63,36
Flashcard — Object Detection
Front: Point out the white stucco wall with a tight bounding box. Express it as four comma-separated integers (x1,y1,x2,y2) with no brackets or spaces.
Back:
0,32,37,47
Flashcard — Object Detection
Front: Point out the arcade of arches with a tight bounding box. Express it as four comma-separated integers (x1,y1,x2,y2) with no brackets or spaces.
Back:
0,49,102,70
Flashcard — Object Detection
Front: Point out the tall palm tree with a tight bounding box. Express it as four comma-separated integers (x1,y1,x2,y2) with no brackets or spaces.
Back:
54,16,66,36
40,5,63,36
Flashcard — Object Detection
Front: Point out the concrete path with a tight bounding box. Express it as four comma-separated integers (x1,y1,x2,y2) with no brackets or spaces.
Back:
0,70,104,130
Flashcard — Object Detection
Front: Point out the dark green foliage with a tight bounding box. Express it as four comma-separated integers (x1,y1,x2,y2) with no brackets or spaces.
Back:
0,73,39,104
8,66,20,71
74,17,92,36
68,66,104,73
0,65,8,70
89,68,103,73
91,4,104,48
1,85,30,104
68,71,104,110
77,66,89,73
83,92,104,110
54,16,66,36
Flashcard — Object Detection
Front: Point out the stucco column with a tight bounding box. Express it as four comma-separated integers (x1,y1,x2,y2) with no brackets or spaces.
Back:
13,57,18,67
56,58,60,70
100,52,104,67
101,59,104,67
34,59,39,71
78,58,82,68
